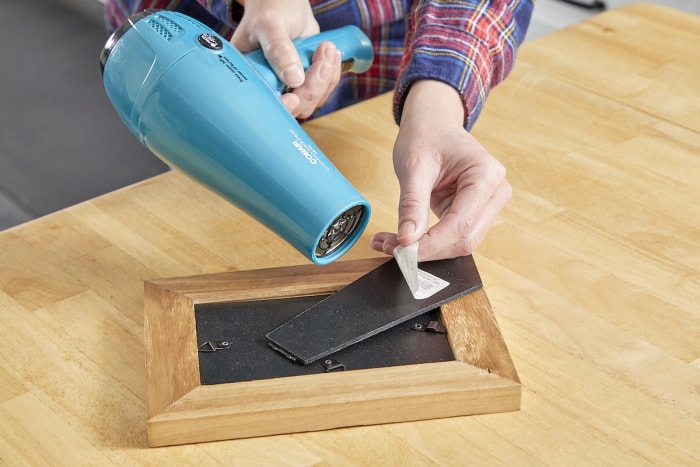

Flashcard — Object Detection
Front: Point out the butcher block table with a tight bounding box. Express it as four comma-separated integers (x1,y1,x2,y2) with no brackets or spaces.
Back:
1,3,699,464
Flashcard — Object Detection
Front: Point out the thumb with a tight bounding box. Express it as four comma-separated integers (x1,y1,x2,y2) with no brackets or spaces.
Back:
230,25,257,53
395,165,433,246
230,24,305,88
255,24,305,88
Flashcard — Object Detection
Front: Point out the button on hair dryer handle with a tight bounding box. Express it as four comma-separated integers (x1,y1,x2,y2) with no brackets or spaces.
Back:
244,25,374,93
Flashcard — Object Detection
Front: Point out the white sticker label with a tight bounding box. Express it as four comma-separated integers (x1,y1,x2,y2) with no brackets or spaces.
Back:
414,269,450,299
393,243,450,299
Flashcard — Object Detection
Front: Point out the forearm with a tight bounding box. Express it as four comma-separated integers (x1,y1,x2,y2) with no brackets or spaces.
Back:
394,0,534,130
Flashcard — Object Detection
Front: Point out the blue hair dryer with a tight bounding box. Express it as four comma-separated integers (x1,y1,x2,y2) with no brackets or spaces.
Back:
100,10,374,265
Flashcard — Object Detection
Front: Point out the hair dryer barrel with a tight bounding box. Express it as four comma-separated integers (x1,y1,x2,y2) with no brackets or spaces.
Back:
100,10,373,265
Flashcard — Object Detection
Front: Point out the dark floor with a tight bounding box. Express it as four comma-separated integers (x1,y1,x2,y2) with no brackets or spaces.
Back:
0,0,168,230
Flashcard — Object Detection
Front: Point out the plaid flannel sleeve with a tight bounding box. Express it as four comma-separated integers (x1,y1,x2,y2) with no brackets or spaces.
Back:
394,0,533,130
105,0,533,130
104,0,240,37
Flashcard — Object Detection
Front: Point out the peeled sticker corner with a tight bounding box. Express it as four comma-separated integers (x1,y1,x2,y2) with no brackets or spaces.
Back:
393,243,450,299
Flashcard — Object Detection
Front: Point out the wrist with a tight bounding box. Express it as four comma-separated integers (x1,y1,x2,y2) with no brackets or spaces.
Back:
400,80,465,128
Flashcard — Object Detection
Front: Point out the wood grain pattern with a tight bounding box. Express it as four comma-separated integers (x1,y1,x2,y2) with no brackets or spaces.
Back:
440,287,520,383
149,362,520,446
144,259,519,446
143,283,199,419
1,3,699,464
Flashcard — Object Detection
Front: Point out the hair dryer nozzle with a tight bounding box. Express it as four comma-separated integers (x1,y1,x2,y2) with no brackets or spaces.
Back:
316,204,366,259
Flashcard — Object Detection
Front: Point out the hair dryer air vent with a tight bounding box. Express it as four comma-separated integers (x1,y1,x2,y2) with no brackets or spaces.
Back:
148,14,183,36
316,205,365,258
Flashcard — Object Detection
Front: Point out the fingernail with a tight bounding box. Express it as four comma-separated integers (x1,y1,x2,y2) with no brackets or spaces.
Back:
322,43,337,61
283,65,304,87
398,220,416,240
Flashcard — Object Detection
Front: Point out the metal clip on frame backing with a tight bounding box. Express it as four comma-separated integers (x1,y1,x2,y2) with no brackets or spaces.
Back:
198,340,231,352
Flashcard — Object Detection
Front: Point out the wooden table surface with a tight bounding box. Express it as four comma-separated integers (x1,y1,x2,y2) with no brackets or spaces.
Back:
2,3,699,464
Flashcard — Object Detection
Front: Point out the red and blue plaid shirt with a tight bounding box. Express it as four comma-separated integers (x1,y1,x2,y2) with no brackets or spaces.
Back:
105,0,532,129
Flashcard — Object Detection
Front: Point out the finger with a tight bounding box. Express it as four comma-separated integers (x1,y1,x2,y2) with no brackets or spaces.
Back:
253,22,306,88
369,232,399,256
280,92,301,114
317,48,342,107
291,42,341,119
230,24,305,88
419,178,512,261
394,155,437,248
417,155,506,258
372,178,511,261
230,26,257,53
266,39,305,88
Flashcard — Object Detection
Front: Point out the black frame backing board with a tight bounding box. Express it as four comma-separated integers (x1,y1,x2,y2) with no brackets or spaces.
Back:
195,296,454,385
266,255,482,364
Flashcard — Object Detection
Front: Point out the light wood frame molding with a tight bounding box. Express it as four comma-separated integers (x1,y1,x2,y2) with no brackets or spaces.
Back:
143,257,520,447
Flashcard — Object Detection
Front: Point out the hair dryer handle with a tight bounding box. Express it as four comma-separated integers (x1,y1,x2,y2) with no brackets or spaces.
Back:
244,25,374,93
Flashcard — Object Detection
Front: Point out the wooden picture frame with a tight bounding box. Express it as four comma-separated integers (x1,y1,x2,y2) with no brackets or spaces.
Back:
143,257,520,447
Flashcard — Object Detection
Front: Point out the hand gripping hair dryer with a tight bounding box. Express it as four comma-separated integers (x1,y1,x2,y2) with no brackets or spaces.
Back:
100,10,374,265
